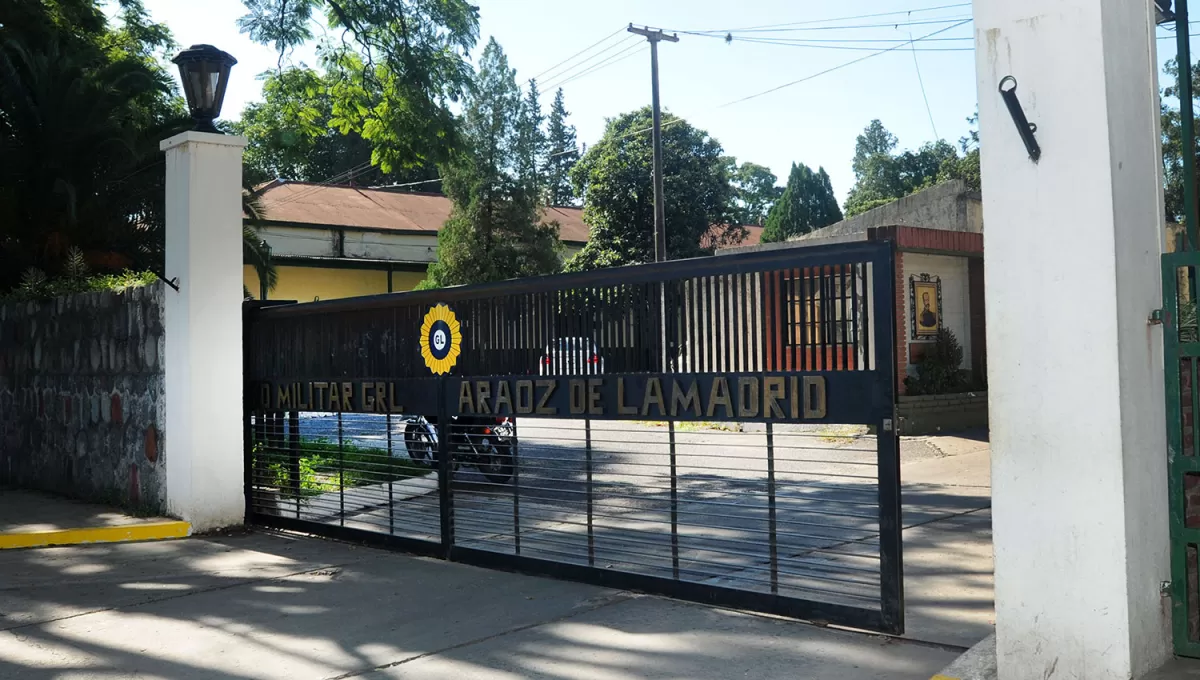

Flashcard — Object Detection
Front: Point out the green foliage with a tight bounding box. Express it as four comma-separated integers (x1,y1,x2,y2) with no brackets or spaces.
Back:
544,88,578,206
422,39,562,288
237,0,479,174
2,269,157,302
566,108,739,271
730,162,782,227
904,327,969,396
1162,58,1200,224
0,0,190,292
256,437,426,497
843,119,963,217
760,163,842,243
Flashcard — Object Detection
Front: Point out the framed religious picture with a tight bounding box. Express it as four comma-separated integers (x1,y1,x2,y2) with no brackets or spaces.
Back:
910,274,942,339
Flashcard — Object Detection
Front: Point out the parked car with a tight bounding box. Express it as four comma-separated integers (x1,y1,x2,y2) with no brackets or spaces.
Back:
539,337,604,375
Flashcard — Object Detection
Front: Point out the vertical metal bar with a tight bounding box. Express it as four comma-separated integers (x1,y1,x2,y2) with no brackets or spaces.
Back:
437,378,454,557
766,422,778,594
289,410,301,518
852,263,862,370
586,418,595,566
669,419,679,580
1165,257,1190,653
1178,0,1198,251
841,264,850,370
243,411,254,523
387,412,394,534
873,245,904,634
337,410,345,527
513,419,521,555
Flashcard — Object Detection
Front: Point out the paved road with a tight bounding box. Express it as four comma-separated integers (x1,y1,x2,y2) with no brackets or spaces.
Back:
263,416,993,648
0,531,960,679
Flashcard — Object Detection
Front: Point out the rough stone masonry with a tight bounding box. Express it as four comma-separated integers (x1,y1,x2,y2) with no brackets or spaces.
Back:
0,284,165,513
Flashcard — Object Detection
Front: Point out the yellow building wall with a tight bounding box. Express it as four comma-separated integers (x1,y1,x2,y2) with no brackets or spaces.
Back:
245,265,431,302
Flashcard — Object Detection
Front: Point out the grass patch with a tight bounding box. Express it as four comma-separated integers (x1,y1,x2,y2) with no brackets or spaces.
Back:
634,420,741,432
817,425,869,444
255,437,427,497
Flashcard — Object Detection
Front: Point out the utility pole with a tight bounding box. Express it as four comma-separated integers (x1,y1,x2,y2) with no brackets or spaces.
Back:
627,24,678,262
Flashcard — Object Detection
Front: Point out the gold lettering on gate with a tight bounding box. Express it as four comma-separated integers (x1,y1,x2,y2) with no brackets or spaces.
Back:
495,381,513,414
277,385,292,409
341,382,354,411
641,378,665,417
670,380,701,418
587,379,603,416
616,378,638,415
803,376,827,419
458,381,476,413
737,377,760,418
535,380,557,415
707,377,733,418
475,381,492,414
515,380,534,414
763,377,785,419
360,382,375,412
569,380,586,415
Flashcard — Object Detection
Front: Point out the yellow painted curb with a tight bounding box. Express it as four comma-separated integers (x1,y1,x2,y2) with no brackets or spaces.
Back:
0,521,191,549
931,675,960,680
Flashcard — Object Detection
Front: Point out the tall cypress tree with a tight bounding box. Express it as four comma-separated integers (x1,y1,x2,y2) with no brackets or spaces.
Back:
544,88,578,206
422,39,561,288
760,163,843,243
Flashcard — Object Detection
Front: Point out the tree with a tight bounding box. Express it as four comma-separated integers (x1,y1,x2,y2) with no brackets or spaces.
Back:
513,79,546,198
730,162,782,226
1161,58,1200,225
937,110,981,192
422,39,561,288
843,119,961,217
231,66,437,187
566,108,738,271
0,0,189,290
760,163,842,243
544,88,578,206
238,0,479,175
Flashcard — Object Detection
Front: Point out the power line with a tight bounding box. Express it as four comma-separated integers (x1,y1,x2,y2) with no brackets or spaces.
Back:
678,16,973,36
717,35,973,51
544,43,647,90
264,161,375,208
719,18,972,108
532,27,626,81
909,32,939,140
367,178,444,190
675,3,972,33
537,34,640,87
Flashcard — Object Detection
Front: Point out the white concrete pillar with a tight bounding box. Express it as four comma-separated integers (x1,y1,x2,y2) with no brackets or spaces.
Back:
160,131,247,531
974,1,1171,677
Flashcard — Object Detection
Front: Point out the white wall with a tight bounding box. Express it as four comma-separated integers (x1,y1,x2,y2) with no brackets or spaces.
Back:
342,230,438,262
974,0,1170,677
901,253,970,375
259,225,338,258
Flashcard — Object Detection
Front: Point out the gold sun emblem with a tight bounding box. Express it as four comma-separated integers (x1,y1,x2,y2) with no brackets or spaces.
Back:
419,304,462,375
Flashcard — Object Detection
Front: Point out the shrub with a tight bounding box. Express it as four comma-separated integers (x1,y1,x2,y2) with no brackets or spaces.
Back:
904,327,970,395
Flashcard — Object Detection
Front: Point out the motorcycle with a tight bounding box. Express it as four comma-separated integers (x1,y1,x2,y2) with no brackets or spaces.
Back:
403,415,516,485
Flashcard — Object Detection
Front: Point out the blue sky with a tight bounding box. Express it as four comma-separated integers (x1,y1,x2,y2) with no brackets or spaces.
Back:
137,0,1192,203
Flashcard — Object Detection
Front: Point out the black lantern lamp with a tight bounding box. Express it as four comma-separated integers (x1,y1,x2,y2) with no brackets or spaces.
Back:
172,44,236,133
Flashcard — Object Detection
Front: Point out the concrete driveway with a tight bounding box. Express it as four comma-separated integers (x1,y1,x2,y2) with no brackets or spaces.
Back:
0,531,959,679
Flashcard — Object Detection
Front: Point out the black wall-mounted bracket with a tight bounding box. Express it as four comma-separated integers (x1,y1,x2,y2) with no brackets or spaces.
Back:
999,75,1041,162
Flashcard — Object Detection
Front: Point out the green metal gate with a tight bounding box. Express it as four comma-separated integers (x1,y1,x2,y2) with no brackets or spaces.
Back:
1164,251,1200,656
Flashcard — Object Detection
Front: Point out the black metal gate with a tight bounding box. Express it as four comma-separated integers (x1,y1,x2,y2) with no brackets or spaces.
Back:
243,240,902,633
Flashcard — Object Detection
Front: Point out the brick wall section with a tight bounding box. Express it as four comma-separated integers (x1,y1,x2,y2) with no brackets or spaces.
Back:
869,225,984,254
0,285,165,513
968,258,987,384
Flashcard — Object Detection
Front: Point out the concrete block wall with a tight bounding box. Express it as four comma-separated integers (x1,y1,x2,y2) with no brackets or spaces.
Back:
0,284,166,513
896,392,989,435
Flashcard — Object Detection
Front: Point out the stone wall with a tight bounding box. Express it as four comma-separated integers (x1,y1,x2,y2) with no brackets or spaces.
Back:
896,392,988,436
0,284,165,513
793,179,982,243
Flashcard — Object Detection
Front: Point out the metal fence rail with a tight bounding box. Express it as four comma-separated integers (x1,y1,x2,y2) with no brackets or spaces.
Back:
244,240,900,633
